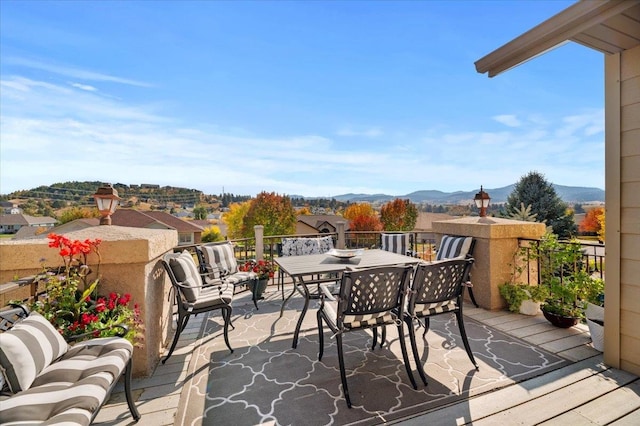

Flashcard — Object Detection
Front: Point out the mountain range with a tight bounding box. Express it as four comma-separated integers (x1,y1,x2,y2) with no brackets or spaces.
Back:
325,184,605,204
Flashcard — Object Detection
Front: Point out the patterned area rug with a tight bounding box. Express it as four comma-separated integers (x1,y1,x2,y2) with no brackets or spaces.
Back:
176,288,568,426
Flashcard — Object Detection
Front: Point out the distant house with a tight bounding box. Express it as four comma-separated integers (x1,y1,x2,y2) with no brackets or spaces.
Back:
0,214,57,235
111,209,202,245
0,201,21,215
295,214,344,235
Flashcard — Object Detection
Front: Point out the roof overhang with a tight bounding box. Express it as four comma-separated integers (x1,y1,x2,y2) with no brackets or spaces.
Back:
475,0,640,77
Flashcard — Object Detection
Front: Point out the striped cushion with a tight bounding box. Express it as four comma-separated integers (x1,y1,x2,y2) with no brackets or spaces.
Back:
0,337,132,425
0,311,68,393
436,235,473,260
413,300,458,317
169,250,201,302
223,271,256,286
202,243,239,275
322,299,396,329
381,233,410,255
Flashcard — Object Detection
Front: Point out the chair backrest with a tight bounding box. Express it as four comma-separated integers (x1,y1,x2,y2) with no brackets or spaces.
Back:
200,242,239,275
436,235,474,260
281,237,334,257
162,251,202,303
336,265,413,329
408,258,474,314
381,233,411,255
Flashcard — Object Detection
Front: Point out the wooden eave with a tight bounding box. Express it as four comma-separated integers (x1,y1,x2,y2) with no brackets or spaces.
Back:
475,0,640,77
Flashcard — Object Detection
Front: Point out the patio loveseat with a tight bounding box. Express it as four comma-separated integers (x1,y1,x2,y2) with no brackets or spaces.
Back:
0,305,140,425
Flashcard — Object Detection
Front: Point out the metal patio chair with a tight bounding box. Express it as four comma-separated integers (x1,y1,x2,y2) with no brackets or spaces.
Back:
403,257,478,386
317,264,417,408
161,250,234,364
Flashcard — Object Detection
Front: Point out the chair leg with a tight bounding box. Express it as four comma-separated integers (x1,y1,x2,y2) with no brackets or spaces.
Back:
222,306,234,353
406,317,428,386
397,322,417,390
336,333,352,408
162,313,189,364
381,326,386,347
456,310,478,369
372,327,378,350
422,317,431,338
123,358,141,421
317,310,324,361
466,282,479,308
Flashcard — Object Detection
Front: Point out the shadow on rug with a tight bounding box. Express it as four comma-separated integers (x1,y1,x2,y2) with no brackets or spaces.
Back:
176,288,568,426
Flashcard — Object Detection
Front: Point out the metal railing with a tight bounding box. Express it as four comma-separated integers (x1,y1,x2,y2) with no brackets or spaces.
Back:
517,238,605,286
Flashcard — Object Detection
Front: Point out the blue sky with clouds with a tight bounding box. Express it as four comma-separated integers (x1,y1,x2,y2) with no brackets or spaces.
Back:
1,1,604,198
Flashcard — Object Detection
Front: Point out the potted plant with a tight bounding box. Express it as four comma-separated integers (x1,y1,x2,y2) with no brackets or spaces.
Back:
239,259,277,300
499,283,549,315
22,233,144,344
584,281,605,351
531,234,603,328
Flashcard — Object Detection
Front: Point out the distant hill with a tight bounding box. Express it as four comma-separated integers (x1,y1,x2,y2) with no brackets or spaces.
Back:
331,184,604,204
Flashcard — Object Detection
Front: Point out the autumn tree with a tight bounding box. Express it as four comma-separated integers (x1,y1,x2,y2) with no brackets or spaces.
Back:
223,201,251,239
579,207,604,234
380,198,418,231
343,203,376,222
58,207,99,224
296,206,312,215
243,191,296,237
201,225,224,243
597,210,605,242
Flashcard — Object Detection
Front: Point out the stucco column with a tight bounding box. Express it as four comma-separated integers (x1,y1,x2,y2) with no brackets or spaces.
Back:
336,221,346,249
0,226,178,377
433,217,546,310
254,225,264,260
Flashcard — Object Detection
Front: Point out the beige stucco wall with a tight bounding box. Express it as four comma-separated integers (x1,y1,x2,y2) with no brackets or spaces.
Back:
0,226,178,377
433,217,546,310
604,45,640,375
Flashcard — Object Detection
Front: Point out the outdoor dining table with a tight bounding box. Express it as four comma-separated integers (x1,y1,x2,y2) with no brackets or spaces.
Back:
276,249,424,348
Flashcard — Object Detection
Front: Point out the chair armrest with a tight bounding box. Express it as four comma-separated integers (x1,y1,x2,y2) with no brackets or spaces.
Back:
319,283,337,304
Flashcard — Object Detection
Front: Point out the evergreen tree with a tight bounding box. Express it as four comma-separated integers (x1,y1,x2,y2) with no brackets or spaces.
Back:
506,171,577,238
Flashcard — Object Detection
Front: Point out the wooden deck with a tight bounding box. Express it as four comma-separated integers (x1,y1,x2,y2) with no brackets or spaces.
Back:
95,292,640,426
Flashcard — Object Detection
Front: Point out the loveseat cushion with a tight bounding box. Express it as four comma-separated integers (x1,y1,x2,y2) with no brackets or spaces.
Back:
169,250,201,302
0,311,68,393
202,243,239,275
0,337,132,426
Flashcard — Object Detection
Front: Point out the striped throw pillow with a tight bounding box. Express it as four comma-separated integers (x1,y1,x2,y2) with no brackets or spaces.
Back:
0,311,68,393
436,235,473,260
202,243,239,274
381,233,410,255
169,250,202,302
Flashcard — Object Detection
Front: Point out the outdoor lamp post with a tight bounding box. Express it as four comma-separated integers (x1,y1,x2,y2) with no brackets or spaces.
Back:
93,183,121,225
474,185,491,217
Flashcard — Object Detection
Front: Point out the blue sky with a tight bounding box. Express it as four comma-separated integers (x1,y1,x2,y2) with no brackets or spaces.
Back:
1,1,604,198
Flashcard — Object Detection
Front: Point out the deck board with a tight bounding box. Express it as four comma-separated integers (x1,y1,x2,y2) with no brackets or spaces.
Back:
471,366,638,425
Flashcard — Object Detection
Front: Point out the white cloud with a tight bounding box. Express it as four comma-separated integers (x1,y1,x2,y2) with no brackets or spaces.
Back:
336,127,383,137
0,73,604,197
492,114,522,127
4,56,152,87
70,82,98,92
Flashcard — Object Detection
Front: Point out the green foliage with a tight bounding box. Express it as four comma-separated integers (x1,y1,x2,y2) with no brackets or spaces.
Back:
507,202,538,222
243,191,296,237
192,205,208,220
499,283,549,312
506,171,577,238
523,233,604,319
380,198,418,231
58,207,98,224
201,225,224,243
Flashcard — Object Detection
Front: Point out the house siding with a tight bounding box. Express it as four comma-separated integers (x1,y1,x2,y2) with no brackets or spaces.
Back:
616,44,640,375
